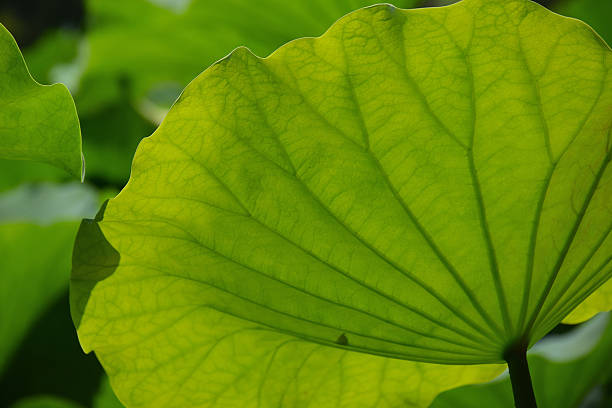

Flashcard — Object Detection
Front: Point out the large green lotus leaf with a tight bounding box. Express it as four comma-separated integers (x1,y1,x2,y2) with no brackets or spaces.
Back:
431,312,612,408
0,24,82,178
72,0,612,405
78,0,420,115
0,183,98,373
0,223,78,373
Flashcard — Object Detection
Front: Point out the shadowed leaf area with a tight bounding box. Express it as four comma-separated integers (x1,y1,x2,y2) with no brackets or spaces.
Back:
71,0,612,406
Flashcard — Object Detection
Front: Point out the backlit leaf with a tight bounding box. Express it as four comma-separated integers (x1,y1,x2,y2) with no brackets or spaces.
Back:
72,0,612,406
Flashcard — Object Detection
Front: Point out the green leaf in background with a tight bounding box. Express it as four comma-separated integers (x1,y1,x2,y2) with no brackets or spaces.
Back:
78,0,420,117
79,96,156,184
92,376,123,408
8,375,129,408
0,183,98,373
0,159,67,193
557,0,612,49
71,0,612,406
22,29,81,85
9,396,83,408
431,312,612,408
0,182,98,225
0,24,82,178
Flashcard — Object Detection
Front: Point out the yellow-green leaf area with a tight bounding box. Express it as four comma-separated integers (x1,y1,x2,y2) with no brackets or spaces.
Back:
71,0,612,405
0,24,82,178
563,279,612,324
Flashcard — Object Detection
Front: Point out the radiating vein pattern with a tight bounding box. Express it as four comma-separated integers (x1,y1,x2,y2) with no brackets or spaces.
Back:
72,0,612,406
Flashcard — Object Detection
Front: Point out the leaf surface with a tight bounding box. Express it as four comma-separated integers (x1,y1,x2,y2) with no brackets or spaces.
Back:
72,0,612,405
0,24,82,178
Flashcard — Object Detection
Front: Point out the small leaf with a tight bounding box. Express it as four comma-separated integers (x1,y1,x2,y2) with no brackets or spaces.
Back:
0,24,82,178
72,0,612,406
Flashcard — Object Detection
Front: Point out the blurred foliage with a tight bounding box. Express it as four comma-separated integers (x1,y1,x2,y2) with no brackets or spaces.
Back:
23,29,80,84
10,396,83,408
0,292,106,407
0,0,83,47
0,183,98,380
0,160,67,192
557,0,612,47
78,0,421,115
80,95,156,185
0,222,77,373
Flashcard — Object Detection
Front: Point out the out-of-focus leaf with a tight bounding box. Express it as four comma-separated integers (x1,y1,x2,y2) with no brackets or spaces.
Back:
9,396,83,408
0,24,82,178
0,182,98,225
72,0,611,406
0,160,66,193
0,222,79,373
430,313,612,408
19,26,155,185
557,0,612,46
79,97,155,184
93,376,123,408
23,29,81,85
0,183,98,373
78,0,421,115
